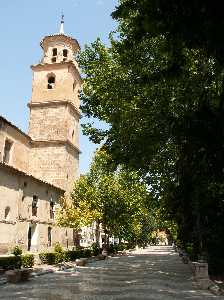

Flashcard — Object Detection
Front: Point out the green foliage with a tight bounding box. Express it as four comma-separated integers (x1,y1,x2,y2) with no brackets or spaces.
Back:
0,256,21,270
77,0,224,275
39,252,57,265
55,252,64,264
21,254,34,268
0,254,34,270
108,244,118,254
54,242,63,253
64,250,80,262
57,149,160,245
39,248,94,265
91,243,100,256
11,245,22,256
82,248,92,258
112,0,224,64
39,252,64,265
115,243,126,252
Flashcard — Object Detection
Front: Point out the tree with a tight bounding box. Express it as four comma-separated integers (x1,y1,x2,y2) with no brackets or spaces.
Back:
112,0,224,64
78,1,224,274
57,149,160,246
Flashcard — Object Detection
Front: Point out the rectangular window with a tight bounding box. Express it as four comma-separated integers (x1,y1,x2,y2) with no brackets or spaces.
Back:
48,227,52,247
3,139,13,164
50,201,54,219
63,49,68,57
32,195,38,217
52,48,57,56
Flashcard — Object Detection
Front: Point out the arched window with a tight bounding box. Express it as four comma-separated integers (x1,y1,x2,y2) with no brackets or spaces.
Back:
63,49,68,57
5,206,10,219
47,75,55,89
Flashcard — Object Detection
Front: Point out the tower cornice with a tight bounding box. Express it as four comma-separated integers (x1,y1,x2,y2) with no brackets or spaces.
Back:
31,139,81,154
31,61,82,84
28,100,81,118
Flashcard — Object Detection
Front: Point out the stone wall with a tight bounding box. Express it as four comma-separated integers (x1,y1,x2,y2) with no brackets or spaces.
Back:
0,118,30,173
67,105,79,147
29,143,79,192
0,164,74,254
66,144,79,193
30,63,80,106
28,103,79,149
28,104,68,141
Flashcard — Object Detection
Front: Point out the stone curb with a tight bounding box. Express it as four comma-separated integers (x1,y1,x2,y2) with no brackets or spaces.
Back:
176,247,224,296
31,269,54,277
0,252,125,285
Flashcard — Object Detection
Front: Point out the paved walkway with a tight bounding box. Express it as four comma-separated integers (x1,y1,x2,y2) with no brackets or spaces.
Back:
0,246,223,300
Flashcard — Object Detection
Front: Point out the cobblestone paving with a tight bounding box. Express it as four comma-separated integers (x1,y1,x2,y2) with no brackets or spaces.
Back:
0,246,223,300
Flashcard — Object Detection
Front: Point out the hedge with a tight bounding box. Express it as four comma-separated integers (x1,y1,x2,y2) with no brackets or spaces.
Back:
21,254,35,268
39,248,95,265
39,244,127,265
0,254,34,270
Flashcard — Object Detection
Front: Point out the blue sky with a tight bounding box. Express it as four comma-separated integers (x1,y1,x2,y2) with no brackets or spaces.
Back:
0,0,118,174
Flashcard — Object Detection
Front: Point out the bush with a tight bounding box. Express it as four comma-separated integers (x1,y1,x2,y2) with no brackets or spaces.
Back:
64,248,93,261
82,248,92,258
0,254,35,270
91,243,100,256
39,252,64,265
39,247,94,265
108,244,118,254
11,245,22,256
64,250,79,262
55,252,64,264
0,256,21,270
21,254,34,268
116,243,126,251
39,252,56,265
54,242,63,253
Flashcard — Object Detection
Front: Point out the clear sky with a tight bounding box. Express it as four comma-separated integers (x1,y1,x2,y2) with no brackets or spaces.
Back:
0,0,118,174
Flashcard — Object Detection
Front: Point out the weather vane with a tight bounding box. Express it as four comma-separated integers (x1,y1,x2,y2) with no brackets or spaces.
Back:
60,11,65,34
61,11,64,23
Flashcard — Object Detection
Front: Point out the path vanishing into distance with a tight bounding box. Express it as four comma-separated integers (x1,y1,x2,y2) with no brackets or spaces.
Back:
1,246,223,300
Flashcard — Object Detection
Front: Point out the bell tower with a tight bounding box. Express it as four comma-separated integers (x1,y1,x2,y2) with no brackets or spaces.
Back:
28,17,81,192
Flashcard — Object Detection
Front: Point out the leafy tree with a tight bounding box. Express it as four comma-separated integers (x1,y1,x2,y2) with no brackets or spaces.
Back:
78,1,224,274
57,149,160,245
112,0,224,64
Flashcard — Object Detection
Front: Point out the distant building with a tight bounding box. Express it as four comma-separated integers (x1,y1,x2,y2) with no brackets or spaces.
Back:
0,18,81,254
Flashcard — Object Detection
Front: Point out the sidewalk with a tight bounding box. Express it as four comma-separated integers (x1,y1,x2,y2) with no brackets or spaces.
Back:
0,246,223,299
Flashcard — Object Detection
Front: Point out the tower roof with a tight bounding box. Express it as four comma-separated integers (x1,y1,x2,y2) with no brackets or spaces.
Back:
40,34,80,53
40,15,80,52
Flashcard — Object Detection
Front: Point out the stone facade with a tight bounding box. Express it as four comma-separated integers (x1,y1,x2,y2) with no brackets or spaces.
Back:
0,163,73,253
0,24,81,254
0,117,31,173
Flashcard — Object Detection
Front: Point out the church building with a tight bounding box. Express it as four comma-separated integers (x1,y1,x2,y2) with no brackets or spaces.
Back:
0,18,81,253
